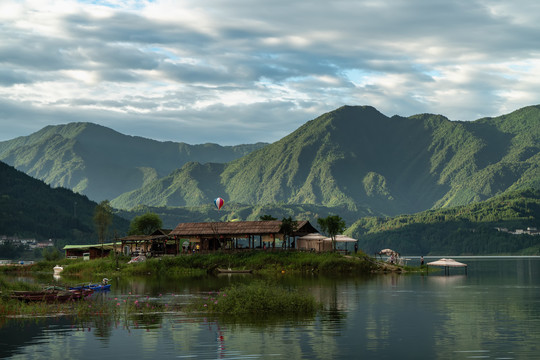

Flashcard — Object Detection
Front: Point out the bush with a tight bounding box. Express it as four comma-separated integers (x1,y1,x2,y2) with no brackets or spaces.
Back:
187,280,322,315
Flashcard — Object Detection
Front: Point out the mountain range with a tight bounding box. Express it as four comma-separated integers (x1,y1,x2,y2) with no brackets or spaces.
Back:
0,161,129,245
0,122,266,202
1,105,539,218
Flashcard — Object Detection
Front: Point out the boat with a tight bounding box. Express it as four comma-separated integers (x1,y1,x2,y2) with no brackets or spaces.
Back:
10,289,74,302
69,283,111,291
217,268,253,274
69,278,111,292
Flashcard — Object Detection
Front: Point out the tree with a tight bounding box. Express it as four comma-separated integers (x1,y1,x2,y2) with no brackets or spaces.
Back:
318,215,346,251
42,246,61,261
128,212,163,235
280,216,298,248
260,215,277,221
94,200,113,257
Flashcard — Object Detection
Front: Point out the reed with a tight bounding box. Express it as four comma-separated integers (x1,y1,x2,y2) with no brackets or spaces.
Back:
186,280,322,315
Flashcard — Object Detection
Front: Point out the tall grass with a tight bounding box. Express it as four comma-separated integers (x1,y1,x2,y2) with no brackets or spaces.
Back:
186,280,322,315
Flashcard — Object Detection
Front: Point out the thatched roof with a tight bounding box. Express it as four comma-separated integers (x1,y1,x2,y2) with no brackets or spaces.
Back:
170,220,317,237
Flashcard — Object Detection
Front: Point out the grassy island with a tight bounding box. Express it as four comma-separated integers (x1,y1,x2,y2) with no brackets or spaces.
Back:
3,251,382,277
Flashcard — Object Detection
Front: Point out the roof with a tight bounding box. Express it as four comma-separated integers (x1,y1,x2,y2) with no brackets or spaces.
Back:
170,220,317,237
119,234,168,242
427,258,467,267
63,243,119,251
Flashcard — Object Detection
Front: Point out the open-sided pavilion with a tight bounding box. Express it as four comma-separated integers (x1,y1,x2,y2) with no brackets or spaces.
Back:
170,220,318,252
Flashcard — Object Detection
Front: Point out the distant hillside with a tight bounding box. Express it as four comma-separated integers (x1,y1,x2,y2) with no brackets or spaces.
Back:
0,161,129,245
0,122,267,201
347,189,540,255
111,105,539,215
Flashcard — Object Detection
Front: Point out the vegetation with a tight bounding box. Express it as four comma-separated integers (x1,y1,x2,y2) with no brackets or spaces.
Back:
128,212,163,235
348,189,540,255
94,200,113,256
186,280,322,315
0,122,267,202
0,161,129,255
107,105,537,216
318,215,346,250
1,251,376,277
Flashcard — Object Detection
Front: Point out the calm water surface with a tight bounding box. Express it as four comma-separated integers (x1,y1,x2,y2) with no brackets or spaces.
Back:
1,257,539,360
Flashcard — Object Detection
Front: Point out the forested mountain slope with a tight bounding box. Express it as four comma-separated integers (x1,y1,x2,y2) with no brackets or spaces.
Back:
0,161,128,244
0,122,267,201
112,105,539,215
346,189,540,255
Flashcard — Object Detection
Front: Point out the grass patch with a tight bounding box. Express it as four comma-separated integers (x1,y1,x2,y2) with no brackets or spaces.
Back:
186,280,322,316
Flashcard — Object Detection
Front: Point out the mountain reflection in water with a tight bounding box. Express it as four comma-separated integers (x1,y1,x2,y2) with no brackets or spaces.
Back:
1,257,539,359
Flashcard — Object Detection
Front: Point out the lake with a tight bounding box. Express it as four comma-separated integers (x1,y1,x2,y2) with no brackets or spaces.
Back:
1,257,539,359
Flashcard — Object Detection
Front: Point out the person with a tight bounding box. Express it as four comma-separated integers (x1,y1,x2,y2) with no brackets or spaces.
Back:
354,242,358,254
420,256,424,266
390,253,395,264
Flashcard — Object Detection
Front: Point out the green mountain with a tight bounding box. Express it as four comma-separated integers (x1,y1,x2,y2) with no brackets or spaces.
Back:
0,160,129,246
111,105,539,215
346,189,540,255
0,122,267,202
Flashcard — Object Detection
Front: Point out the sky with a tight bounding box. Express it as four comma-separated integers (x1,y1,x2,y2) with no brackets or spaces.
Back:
1,0,539,145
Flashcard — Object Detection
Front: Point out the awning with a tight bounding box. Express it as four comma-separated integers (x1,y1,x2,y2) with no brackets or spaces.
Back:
427,258,467,267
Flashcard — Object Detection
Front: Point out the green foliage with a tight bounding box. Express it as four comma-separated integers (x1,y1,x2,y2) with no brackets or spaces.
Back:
186,280,322,315
0,122,266,202
94,200,113,246
259,214,277,220
348,189,540,255
105,105,538,218
318,215,346,250
42,247,61,261
0,161,129,247
128,212,163,235
102,251,377,276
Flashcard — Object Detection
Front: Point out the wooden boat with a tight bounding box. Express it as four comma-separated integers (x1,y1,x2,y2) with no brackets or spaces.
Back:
10,290,74,302
217,268,253,274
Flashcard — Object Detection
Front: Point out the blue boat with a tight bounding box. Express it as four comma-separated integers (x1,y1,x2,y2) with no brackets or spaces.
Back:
70,278,111,292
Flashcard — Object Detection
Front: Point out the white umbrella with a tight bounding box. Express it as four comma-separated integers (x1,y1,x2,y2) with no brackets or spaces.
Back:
427,258,468,275
298,233,326,241
322,235,358,242
427,258,467,267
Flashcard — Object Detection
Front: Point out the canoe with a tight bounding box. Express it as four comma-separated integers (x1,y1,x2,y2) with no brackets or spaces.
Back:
217,268,253,274
69,283,111,291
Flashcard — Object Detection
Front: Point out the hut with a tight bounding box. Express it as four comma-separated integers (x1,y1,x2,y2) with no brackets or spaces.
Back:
297,233,331,252
63,243,118,259
170,220,318,252
118,229,176,257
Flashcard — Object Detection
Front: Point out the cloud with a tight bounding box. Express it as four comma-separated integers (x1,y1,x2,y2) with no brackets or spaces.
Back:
0,0,539,144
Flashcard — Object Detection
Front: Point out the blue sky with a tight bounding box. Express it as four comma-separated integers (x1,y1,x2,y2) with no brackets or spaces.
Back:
1,0,539,145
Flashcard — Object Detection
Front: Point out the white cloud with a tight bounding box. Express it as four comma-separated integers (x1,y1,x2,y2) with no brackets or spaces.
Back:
0,0,539,144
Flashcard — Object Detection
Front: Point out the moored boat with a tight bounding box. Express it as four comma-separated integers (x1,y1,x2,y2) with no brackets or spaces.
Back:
217,268,253,274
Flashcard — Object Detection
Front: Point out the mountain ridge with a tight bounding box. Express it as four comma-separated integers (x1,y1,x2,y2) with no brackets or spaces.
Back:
110,104,539,215
0,122,268,201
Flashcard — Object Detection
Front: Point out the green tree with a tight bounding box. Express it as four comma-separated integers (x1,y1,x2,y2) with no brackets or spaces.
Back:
42,246,61,261
260,215,277,221
94,200,113,257
318,215,346,251
280,216,298,248
128,212,163,235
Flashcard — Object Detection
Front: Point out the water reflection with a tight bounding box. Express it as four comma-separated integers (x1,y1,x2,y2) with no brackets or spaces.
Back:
1,257,539,359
